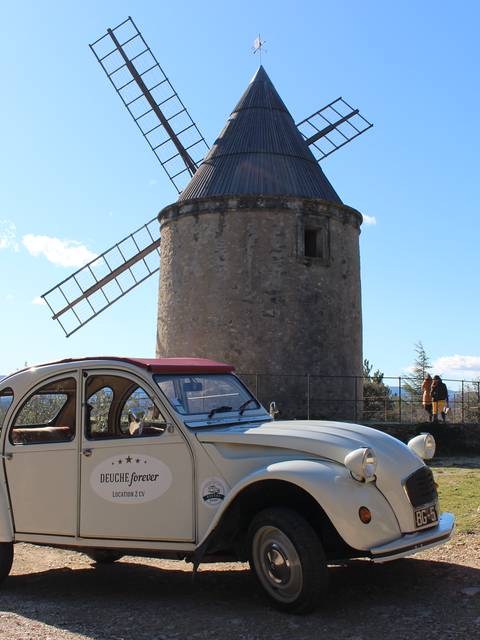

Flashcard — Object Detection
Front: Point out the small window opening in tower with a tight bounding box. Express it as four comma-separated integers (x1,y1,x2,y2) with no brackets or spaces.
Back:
304,229,323,258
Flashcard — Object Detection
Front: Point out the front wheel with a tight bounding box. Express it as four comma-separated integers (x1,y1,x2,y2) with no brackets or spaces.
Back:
0,542,13,586
247,507,328,614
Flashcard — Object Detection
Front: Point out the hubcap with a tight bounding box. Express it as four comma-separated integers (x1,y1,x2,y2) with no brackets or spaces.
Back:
264,543,290,584
252,526,303,603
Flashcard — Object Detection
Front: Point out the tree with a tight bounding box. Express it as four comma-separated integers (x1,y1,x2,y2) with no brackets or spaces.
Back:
363,359,393,420
463,378,480,423
403,341,432,399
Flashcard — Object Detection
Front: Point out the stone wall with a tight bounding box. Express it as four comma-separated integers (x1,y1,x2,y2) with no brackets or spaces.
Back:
157,195,363,419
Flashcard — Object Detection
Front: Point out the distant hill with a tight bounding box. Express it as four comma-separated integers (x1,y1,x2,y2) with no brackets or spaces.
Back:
388,385,456,399
387,385,403,398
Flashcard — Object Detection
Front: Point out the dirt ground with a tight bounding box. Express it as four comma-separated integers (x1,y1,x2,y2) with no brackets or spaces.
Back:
0,533,479,640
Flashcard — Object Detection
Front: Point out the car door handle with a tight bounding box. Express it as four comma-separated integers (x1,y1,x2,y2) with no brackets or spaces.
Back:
82,448,93,457
0,453,12,460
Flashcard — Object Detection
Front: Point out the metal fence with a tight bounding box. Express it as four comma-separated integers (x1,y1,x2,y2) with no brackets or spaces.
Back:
237,373,480,424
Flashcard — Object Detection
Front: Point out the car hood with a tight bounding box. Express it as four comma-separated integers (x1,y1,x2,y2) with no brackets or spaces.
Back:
196,419,424,482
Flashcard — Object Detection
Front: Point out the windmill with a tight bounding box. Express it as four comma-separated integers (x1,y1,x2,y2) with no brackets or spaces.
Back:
41,16,372,338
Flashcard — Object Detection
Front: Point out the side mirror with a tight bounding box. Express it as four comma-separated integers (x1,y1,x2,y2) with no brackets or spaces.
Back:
269,401,279,420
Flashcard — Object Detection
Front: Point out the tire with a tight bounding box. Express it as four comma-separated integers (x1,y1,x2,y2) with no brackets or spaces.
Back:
0,542,13,586
86,549,123,564
247,507,328,614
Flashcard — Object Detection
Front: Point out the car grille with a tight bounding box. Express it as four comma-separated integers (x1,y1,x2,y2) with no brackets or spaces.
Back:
404,466,437,507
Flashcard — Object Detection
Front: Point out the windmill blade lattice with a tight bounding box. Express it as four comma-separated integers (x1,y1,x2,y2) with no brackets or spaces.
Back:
41,218,160,337
296,97,373,162
90,17,209,193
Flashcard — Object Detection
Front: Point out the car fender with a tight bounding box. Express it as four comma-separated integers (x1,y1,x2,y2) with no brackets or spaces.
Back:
0,481,13,542
199,459,401,551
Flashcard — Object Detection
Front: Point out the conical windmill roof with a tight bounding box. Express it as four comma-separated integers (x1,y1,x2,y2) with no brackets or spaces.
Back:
180,66,341,203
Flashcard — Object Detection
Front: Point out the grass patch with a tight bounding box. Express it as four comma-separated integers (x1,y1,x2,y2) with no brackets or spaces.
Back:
432,464,480,533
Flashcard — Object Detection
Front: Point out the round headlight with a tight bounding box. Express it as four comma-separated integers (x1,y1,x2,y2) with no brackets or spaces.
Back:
344,447,377,482
408,433,436,460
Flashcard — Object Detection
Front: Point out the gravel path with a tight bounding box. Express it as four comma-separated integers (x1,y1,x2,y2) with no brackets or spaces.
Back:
0,535,479,640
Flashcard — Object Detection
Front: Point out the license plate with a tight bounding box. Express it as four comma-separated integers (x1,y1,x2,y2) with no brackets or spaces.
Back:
414,504,438,528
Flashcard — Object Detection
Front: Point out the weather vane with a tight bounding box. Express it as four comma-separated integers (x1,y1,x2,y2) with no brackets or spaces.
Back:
252,35,267,64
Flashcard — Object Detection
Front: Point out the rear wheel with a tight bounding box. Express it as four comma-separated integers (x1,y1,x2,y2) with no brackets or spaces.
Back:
86,549,123,564
0,542,13,586
248,507,328,614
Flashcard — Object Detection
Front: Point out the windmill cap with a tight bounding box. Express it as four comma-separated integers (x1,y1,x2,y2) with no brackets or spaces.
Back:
179,66,341,202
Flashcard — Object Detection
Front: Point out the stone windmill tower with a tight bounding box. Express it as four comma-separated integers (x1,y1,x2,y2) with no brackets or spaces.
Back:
43,18,372,418
157,66,364,417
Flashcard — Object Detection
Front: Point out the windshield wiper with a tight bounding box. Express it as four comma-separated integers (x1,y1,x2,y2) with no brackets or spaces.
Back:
208,405,233,419
238,398,256,415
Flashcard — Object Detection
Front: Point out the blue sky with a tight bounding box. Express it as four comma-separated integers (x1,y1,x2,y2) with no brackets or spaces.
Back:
0,0,479,381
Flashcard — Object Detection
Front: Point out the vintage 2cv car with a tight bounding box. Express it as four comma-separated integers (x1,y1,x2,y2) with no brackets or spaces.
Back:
0,357,455,613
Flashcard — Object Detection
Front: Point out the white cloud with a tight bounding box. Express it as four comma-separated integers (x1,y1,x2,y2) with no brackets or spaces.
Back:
402,365,415,374
32,296,46,305
22,234,97,268
362,214,377,226
0,220,19,251
432,355,480,380
434,355,480,371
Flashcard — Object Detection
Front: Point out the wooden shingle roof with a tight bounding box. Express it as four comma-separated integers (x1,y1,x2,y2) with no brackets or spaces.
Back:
179,66,342,203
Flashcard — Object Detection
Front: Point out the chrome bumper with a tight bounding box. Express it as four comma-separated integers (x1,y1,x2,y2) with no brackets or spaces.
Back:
370,512,455,563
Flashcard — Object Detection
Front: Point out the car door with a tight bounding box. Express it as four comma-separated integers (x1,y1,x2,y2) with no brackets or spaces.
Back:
79,370,194,541
3,373,79,536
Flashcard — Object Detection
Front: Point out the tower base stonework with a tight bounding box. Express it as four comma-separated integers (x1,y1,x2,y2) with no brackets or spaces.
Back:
156,195,363,420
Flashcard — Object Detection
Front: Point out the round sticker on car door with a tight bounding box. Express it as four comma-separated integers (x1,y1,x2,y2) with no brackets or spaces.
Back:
201,477,227,508
90,454,173,504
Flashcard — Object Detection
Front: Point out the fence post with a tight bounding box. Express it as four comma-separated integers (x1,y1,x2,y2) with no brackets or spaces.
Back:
398,376,402,424
307,374,310,420
461,380,465,423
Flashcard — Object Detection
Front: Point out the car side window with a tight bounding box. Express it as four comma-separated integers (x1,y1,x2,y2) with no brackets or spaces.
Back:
10,378,76,445
85,375,166,440
119,387,167,437
87,387,113,437
0,388,14,434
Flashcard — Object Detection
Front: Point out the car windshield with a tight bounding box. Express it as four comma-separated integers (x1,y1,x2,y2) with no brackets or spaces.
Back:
154,374,259,417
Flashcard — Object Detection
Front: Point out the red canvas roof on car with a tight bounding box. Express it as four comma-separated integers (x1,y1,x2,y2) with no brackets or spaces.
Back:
43,356,235,374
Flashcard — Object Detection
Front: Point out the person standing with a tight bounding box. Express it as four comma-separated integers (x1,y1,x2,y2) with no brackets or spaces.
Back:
431,375,449,423
422,374,433,422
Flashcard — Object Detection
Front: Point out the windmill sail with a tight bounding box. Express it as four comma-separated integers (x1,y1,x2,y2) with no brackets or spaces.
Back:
41,218,160,337
90,17,209,193
296,97,373,162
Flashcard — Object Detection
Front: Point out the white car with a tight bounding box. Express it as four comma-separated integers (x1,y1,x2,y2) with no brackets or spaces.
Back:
0,357,454,613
